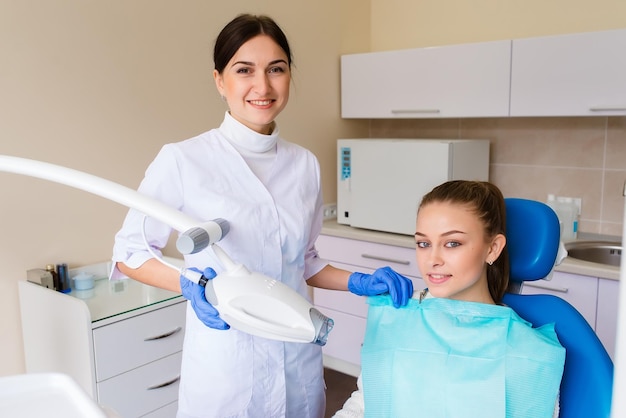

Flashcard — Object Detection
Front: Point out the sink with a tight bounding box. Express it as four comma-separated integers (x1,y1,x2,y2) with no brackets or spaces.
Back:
565,241,622,267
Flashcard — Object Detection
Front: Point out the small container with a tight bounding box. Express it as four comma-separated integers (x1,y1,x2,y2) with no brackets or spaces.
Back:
45,264,60,291
56,263,71,293
72,272,95,290
547,195,579,242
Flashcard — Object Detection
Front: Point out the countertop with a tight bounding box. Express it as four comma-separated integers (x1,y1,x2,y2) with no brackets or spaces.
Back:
321,220,621,281
66,257,184,325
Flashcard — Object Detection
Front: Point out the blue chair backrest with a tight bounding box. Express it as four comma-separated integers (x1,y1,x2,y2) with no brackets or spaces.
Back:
502,198,614,418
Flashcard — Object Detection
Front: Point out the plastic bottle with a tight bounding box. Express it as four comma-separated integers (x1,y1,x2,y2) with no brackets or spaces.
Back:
546,195,578,242
560,197,579,240
56,263,71,293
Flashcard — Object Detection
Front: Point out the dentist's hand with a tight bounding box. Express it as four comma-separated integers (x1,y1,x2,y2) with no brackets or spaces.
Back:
348,266,414,308
180,267,230,330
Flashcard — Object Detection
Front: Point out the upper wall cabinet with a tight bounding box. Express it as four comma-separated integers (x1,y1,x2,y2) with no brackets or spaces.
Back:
341,40,512,118
510,28,626,117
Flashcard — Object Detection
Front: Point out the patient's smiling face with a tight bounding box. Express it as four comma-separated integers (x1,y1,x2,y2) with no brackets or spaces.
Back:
414,201,496,304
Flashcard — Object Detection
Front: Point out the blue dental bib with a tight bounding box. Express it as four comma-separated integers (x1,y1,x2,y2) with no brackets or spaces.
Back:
361,295,565,418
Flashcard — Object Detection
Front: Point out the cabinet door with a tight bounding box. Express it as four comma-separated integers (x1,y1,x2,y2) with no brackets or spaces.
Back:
510,28,626,116
314,236,426,373
314,260,372,374
521,271,598,330
316,235,419,278
596,278,619,360
341,40,511,118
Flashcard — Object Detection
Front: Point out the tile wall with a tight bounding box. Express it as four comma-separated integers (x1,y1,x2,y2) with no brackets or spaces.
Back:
370,116,626,238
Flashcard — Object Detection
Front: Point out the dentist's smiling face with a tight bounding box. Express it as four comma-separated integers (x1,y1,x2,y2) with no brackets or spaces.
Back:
213,34,291,135
414,201,496,304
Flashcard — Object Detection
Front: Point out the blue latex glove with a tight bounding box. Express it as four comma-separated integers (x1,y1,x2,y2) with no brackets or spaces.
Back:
180,267,230,330
348,266,414,308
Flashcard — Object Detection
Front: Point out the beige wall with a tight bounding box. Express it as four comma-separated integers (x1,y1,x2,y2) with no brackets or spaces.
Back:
370,0,626,50
371,117,626,237
0,0,365,376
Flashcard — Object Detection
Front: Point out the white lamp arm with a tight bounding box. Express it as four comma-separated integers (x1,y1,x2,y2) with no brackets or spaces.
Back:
0,155,227,254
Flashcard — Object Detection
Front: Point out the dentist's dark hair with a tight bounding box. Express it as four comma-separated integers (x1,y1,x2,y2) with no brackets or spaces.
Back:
418,180,510,304
213,13,293,74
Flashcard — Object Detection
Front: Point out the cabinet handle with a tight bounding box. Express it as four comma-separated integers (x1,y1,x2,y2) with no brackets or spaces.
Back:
589,107,626,112
390,109,441,115
361,254,411,265
147,375,180,390
144,326,182,341
523,282,569,294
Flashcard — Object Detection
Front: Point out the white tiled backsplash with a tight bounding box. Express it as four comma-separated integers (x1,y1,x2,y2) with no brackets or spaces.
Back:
370,116,626,238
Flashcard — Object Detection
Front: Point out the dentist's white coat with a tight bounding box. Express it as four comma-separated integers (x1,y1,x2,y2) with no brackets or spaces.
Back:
112,113,328,418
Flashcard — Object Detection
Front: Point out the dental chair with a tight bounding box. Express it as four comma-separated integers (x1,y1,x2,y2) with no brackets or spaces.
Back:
502,198,614,418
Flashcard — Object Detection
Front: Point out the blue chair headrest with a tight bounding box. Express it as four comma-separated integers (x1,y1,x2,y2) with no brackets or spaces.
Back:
505,198,561,282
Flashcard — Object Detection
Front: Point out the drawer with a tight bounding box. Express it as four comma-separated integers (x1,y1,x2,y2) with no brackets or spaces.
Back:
521,271,598,330
313,260,426,318
317,235,419,278
318,306,366,367
98,351,182,418
93,301,186,381
142,401,178,418
314,287,368,317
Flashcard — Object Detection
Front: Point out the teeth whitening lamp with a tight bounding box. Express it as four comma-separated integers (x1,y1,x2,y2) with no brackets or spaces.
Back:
0,155,333,346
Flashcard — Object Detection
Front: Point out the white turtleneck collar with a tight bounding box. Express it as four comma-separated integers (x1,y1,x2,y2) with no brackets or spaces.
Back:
218,111,279,154
216,112,278,185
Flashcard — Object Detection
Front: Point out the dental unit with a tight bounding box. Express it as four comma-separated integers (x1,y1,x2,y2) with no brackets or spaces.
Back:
0,155,334,346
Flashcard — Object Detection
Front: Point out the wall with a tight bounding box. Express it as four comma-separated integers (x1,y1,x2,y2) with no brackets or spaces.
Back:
370,0,626,50
0,0,366,376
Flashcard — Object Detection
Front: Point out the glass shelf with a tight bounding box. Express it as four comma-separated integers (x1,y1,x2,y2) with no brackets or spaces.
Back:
66,259,183,323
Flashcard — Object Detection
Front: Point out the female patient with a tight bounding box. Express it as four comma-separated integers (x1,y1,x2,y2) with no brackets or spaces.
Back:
334,180,565,418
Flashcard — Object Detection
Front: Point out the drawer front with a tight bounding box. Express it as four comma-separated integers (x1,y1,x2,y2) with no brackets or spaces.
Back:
142,401,178,418
314,287,369,318
317,235,419,278
98,351,182,418
93,301,186,381
313,258,425,319
521,271,598,329
317,306,366,367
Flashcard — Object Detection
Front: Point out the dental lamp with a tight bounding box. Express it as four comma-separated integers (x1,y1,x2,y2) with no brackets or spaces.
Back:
0,155,333,346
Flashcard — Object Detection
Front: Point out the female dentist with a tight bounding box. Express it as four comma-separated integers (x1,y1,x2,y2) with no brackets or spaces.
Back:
111,13,413,418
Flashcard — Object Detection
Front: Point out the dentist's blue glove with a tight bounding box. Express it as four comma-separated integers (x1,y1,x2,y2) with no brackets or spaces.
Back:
348,266,414,308
180,267,230,330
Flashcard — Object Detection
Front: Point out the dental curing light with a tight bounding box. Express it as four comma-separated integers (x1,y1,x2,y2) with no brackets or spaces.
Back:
0,155,333,346
182,246,333,345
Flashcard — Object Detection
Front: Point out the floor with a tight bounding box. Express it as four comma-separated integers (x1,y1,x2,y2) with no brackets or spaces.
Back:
324,368,358,418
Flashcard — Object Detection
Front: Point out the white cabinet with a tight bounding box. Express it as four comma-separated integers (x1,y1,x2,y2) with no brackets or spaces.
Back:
510,28,626,116
342,28,626,119
341,40,511,118
313,234,423,376
18,261,186,418
520,270,621,361
596,278,620,360
521,271,598,330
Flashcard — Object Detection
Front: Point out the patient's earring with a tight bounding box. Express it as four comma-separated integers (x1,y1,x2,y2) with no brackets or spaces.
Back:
221,95,226,101
487,260,494,266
